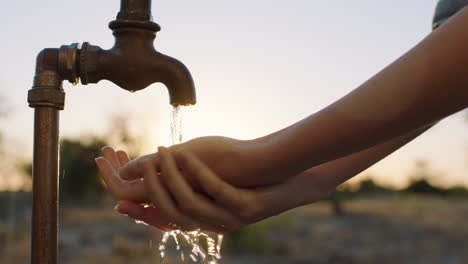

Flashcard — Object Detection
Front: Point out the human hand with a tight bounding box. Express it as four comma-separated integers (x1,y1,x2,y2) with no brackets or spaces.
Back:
96,146,243,232
98,123,427,232
115,147,333,233
95,147,148,202
95,146,202,231
119,136,296,188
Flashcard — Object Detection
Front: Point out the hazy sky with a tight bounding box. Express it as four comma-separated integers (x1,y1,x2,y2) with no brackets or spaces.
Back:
1,0,467,189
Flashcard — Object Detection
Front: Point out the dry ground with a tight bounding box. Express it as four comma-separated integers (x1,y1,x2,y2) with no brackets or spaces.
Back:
1,194,467,264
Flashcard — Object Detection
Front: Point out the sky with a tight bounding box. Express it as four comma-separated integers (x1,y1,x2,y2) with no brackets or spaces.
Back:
1,0,467,190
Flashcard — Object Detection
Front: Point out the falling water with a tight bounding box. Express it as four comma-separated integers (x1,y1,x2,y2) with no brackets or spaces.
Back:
157,106,224,264
170,106,183,145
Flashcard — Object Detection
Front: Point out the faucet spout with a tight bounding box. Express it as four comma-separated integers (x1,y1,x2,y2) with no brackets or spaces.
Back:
79,0,196,106
152,52,197,106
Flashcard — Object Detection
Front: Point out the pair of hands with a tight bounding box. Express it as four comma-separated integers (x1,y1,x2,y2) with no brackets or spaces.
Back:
95,137,334,233
95,125,426,233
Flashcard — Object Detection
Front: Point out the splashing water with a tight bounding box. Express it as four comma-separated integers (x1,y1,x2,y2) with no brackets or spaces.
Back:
158,230,223,263
156,106,224,264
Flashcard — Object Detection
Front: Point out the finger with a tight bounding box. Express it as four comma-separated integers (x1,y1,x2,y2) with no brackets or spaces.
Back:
116,202,172,231
119,153,157,181
144,162,225,232
95,157,148,202
159,147,241,230
176,150,245,210
95,157,119,190
143,161,199,231
101,146,120,170
116,150,131,166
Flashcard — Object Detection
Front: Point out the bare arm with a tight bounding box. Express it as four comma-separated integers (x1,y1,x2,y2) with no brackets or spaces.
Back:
106,123,434,232
295,123,435,204
251,7,468,184
117,7,468,194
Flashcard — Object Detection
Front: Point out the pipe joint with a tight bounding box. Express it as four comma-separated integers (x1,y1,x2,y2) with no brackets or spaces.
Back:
28,48,67,110
79,42,102,85
58,43,80,85
28,88,65,110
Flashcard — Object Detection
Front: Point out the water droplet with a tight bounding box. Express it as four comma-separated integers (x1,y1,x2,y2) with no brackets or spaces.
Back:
134,220,148,226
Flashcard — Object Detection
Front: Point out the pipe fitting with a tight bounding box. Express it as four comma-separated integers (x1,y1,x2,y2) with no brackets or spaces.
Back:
79,42,102,85
110,0,161,31
58,43,80,85
28,88,65,110
28,49,65,110
118,0,152,20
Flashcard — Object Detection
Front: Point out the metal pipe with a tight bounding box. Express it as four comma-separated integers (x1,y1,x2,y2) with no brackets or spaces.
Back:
28,48,64,264
31,107,60,264
118,0,152,20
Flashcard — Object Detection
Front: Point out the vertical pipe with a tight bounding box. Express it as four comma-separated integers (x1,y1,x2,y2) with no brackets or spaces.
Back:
117,0,152,20
31,107,59,264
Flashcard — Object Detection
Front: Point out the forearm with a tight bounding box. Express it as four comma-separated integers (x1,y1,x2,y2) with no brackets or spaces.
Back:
258,7,468,179
299,123,435,198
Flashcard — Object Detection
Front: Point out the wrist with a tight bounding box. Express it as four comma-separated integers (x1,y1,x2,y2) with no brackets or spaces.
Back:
241,133,301,185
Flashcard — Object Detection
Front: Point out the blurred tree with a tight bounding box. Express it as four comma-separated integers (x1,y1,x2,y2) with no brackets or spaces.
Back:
59,137,108,202
327,183,355,216
23,137,109,202
22,113,145,202
357,178,391,193
405,179,446,195
327,192,344,216
405,160,446,195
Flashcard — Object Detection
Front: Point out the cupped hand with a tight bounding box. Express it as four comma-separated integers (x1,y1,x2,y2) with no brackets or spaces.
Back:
96,146,237,232
119,136,295,188
95,146,148,202
115,147,333,233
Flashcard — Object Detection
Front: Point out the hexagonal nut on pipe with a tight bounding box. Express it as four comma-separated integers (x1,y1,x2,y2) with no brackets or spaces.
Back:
79,42,102,85
58,43,80,85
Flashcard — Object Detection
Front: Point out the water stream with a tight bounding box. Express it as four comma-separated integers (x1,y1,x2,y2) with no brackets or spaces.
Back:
157,106,224,264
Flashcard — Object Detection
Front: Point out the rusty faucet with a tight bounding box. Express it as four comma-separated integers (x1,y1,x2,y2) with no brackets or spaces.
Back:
28,0,195,263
